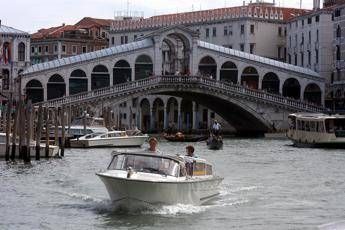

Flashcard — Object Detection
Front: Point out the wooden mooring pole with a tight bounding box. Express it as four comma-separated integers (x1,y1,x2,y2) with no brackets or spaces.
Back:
60,106,66,157
35,105,43,160
10,100,19,161
5,94,12,161
45,107,50,158
24,100,33,164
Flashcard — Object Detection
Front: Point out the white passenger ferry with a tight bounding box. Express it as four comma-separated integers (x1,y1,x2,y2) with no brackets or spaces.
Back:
287,113,345,148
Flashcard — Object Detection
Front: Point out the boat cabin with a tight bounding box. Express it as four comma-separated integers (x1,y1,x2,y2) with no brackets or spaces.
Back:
107,152,213,178
288,113,345,137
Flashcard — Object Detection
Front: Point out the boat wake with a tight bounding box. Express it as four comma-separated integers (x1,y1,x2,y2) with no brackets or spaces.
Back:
54,182,255,216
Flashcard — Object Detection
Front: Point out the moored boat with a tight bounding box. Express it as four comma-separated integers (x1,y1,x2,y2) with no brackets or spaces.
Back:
96,151,223,210
287,113,345,148
70,130,148,148
0,133,60,158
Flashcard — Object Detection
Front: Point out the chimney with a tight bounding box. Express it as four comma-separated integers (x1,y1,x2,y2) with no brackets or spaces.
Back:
273,0,275,6
313,0,320,10
243,1,246,6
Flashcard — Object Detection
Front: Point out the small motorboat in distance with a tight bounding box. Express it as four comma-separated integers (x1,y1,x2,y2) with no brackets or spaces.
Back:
287,113,345,148
207,134,223,150
96,151,223,209
163,132,208,142
70,130,148,148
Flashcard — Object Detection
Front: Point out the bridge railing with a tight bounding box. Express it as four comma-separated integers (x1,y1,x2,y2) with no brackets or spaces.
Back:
41,75,325,112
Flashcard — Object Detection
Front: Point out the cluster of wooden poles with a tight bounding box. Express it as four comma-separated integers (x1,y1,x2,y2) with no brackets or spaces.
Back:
3,97,70,163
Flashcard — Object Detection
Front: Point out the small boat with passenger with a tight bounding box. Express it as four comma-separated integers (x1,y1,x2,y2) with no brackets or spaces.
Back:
70,130,148,148
287,113,345,148
96,151,223,209
163,132,208,142
207,134,223,150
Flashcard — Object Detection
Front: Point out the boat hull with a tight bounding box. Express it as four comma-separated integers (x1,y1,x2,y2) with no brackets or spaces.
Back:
207,138,223,150
70,136,147,148
0,143,59,158
97,173,223,209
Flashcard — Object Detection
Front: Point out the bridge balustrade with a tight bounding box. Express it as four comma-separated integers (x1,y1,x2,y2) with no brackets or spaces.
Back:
41,75,324,113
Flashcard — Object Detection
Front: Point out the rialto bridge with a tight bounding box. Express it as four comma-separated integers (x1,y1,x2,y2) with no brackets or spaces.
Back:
20,25,325,134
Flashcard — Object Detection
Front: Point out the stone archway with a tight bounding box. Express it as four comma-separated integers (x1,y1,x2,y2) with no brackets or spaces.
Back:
152,98,165,131
47,74,66,100
25,79,44,103
140,98,151,132
70,69,88,95
241,67,259,89
283,78,301,100
135,55,153,80
304,83,322,105
113,60,131,84
262,72,280,94
220,61,238,83
91,65,110,90
198,56,217,78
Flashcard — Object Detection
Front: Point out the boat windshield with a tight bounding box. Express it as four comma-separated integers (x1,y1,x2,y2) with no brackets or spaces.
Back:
108,154,180,177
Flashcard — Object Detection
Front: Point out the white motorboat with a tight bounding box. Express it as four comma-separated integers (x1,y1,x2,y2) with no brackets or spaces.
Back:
287,113,345,148
96,151,223,210
0,133,60,158
52,116,108,138
70,130,148,148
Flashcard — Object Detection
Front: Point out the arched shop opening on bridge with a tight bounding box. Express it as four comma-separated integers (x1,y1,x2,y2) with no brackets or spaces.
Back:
140,98,151,132
262,72,280,94
135,55,153,80
283,78,301,100
47,74,66,100
180,99,193,131
304,83,322,105
70,69,88,95
198,56,217,78
220,61,238,84
166,97,179,129
91,65,110,90
152,98,165,131
241,67,259,89
25,80,44,103
113,60,131,84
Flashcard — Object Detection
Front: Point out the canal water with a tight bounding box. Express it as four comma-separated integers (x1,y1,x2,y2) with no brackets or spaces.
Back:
1,138,345,230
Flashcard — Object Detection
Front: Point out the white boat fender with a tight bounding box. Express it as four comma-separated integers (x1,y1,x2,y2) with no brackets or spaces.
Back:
127,167,134,178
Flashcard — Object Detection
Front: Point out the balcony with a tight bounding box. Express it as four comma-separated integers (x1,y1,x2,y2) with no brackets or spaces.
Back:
314,63,319,72
306,43,311,51
299,43,304,50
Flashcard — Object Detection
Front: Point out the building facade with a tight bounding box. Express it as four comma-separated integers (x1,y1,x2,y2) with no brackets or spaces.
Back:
330,3,345,110
286,9,334,91
0,22,30,99
30,17,112,64
109,2,308,61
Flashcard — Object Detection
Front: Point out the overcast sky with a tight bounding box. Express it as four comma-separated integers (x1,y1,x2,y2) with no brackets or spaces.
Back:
2,0,315,33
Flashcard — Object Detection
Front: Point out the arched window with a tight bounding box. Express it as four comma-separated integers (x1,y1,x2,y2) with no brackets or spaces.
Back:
18,42,26,62
337,25,341,38
336,45,341,60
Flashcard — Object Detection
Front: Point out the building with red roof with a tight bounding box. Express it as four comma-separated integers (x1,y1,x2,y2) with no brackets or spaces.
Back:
30,17,112,64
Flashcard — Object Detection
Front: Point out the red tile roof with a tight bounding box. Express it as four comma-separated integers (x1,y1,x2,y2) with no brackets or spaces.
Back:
32,17,112,39
111,4,310,32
